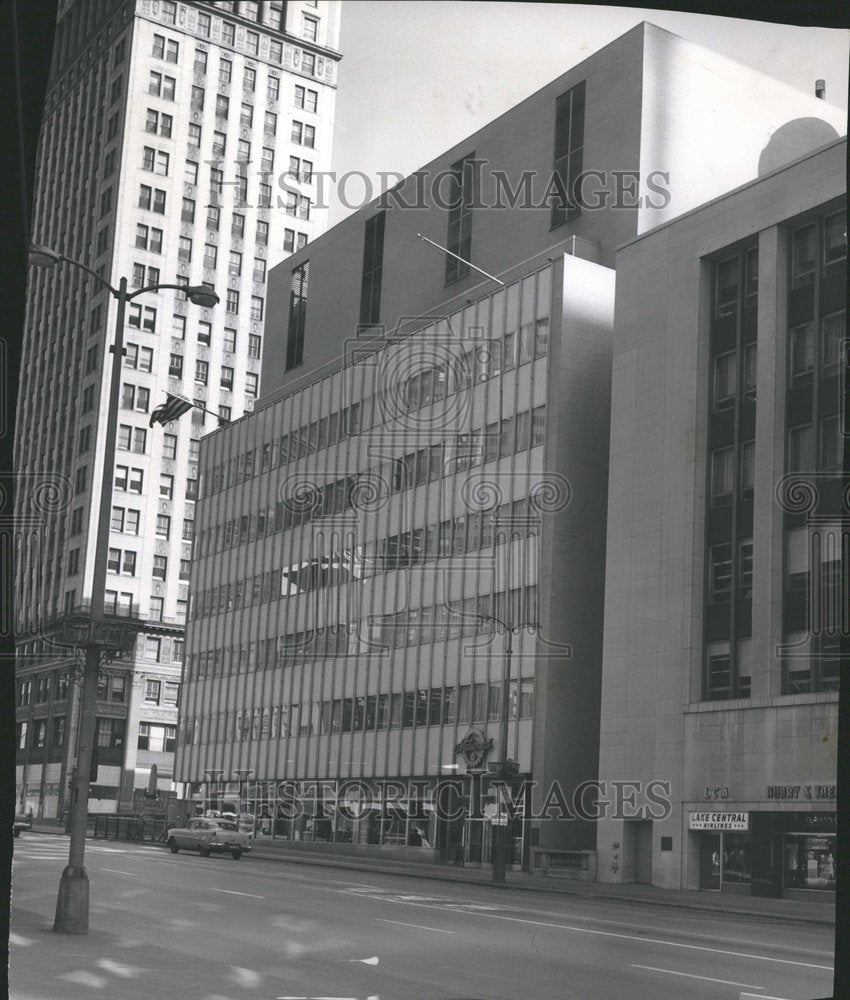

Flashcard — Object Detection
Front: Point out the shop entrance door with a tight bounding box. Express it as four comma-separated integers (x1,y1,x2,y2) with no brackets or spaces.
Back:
700,833,721,889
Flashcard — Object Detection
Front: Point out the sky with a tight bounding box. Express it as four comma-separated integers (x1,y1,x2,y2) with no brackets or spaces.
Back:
327,1,849,225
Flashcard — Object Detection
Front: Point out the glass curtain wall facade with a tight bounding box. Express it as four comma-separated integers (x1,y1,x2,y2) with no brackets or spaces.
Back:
178,264,553,859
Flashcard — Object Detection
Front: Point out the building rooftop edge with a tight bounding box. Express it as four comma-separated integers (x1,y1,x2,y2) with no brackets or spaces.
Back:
616,135,847,252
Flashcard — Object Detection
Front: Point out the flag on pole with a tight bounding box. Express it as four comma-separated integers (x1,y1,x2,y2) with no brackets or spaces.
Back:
149,393,194,427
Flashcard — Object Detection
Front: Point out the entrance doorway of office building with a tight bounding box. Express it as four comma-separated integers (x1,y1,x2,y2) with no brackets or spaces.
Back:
621,818,652,884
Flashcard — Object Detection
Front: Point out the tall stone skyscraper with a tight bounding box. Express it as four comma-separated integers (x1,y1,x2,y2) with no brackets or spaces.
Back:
15,0,342,822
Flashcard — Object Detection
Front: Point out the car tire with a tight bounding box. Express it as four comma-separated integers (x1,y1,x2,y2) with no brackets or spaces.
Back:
168,838,179,853
231,848,242,860
199,845,211,857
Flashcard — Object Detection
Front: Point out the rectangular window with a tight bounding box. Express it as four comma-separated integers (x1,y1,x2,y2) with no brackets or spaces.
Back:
96,717,125,748
821,311,846,372
152,556,168,581
713,351,737,409
790,322,814,381
168,353,183,378
716,256,739,317
711,446,734,504
445,155,475,283
743,342,757,400
705,640,731,700
267,74,280,100
792,223,816,288
788,423,813,472
286,261,309,370
551,80,585,227
740,439,755,495
823,212,846,268
744,246,759,303
739,538,754,598
819,415,841,470
248,334,261,359
359,210,385,325
223,328,237,352
216,94,229,119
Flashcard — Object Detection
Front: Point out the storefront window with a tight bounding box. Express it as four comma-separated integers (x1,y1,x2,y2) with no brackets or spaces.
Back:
721,833,751,884
784,834,836,891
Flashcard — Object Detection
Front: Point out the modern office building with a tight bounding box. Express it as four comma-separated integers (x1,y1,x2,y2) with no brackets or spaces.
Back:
174,23,843,866
14,0,342,822
596,137,845,898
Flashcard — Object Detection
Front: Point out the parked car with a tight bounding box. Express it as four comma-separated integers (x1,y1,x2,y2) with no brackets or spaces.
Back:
166,818,251,859
13,814,32,838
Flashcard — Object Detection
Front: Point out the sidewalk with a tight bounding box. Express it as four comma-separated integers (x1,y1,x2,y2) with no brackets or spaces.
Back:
25,826,834,926
245,840,835,925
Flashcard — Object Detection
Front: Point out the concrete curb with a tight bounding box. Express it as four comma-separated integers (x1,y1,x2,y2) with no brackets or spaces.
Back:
245,847,835,926
23,831,834,927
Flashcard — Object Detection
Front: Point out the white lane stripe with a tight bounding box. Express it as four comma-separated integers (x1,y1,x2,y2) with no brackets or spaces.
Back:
631,964,765,988
370,897,832,970
375,918,455,934
208,888,265,899
101,869,138,876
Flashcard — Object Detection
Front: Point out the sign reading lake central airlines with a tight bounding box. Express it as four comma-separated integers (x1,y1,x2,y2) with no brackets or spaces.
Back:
689,812,750,831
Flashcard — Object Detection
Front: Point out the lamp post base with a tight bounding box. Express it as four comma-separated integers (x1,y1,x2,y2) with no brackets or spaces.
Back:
492,826,506,883
53,866,89,933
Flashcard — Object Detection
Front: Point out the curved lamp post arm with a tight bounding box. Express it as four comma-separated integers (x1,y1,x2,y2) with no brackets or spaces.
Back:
127,282,218,305
29,246,120,297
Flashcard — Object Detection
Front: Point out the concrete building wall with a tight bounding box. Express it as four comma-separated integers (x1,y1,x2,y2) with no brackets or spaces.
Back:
637,23,845,232
262,21,845,398
597,139,845,889
532,255,614,851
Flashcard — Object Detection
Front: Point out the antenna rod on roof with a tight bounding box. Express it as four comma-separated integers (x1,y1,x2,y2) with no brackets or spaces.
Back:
416,233,505,286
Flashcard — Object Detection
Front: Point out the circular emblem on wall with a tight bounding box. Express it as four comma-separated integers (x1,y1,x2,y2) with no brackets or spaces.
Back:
454,729,494,770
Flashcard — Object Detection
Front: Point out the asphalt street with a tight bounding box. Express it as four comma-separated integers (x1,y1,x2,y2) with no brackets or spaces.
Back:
10,833,835,1000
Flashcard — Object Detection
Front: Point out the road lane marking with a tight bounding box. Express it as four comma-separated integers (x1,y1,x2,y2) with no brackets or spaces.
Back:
375,918,454,934
101,868,139,876
209,888,265,899
462,911,834,970
630,964,764,988
362,897,833,970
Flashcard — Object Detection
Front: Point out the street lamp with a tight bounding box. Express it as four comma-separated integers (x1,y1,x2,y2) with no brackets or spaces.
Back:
474,613,538,884
27,245,218,933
